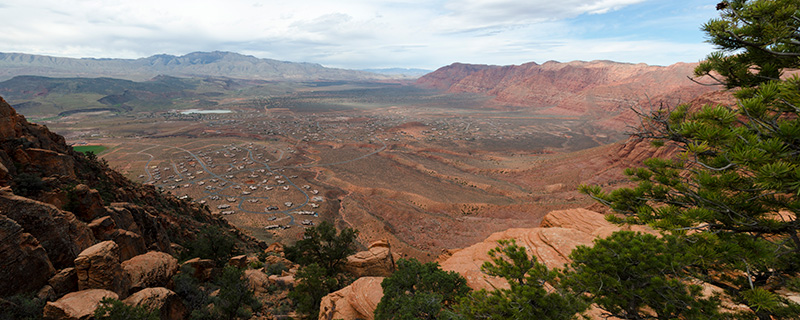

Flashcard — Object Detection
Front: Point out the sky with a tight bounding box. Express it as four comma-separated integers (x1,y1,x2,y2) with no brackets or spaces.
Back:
0,0,720,70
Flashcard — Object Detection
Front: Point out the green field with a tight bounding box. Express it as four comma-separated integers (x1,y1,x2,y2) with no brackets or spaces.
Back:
72,145,108,154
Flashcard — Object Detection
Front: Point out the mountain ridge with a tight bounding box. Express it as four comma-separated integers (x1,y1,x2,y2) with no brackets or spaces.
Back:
416,60,716,131
0,51,395,82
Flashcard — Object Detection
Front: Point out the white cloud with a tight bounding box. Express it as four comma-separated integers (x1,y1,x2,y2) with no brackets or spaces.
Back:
0,0,717,69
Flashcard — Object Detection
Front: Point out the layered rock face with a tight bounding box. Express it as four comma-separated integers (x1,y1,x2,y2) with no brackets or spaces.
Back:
440,208,653,291
0,214,55,294
417,61,717,131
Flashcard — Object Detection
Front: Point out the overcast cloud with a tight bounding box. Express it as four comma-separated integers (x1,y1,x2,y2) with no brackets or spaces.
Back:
0,0,718,69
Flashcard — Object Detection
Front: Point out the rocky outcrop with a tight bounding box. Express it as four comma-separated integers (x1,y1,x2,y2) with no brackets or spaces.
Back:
68,184,105,221
319,277,384,320
123,287,187,320
43,289,118,320
48,268,78,297
16,148,76,179
122,251,179,293
74,241,129,297
0,190,94,268
107,203,173,254
440,227,596,291
181,258,216,282
417,61,716,131
227,254,248,269
0,214,55,296
344,240,396,277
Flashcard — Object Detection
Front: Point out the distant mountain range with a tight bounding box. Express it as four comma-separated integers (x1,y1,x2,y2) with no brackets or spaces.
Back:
417,60,717,130
0,51,403,82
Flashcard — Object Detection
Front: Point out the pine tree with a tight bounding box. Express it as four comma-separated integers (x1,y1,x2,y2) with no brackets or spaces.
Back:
580,1,800,318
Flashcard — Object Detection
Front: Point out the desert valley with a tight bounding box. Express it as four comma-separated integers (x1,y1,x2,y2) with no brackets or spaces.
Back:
2,1,800,319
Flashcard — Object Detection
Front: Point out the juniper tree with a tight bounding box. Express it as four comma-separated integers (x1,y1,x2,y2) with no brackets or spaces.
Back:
580,1,800,318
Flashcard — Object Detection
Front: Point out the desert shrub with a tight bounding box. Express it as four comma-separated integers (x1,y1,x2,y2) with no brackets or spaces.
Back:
212,266,261,320
285,221,358,276
12,172,46,197
180,226,240,266
265,262,287,276
172,265,212,314
93,297,159,320
375,258,469,320
0,293,45,320
248,260,264,269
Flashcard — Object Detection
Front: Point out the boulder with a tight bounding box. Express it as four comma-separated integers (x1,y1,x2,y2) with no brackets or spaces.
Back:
108,203,173,254
181,258,216,282
49,267,78,297
344,240,395,277
0,214,55,296
68,184,105,222
0,191,95,268
122,251,179,293
244,269,272,298
37,285,57,302
110,229,148,262
263,254,293,266
440,227,595,291
123,287,187,320
319,277,384,320
88,216,117,240
269,274,295,287
227,254,248,269
74,241,129,297
264,242,284,256
43,289,118,320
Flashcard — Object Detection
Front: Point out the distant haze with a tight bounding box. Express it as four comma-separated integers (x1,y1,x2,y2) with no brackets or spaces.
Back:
0,0,718,69
0,51,393,82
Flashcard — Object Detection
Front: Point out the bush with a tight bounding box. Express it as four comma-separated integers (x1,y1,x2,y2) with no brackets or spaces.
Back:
213,266,261,320
180,226,240,266
12,172,46,197
93,297,159,320
375,258,469,320
172,265,212,314
0,294,45,320
265,262,287,276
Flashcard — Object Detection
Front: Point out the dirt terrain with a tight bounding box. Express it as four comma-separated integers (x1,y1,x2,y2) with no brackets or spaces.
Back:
26,60,720,261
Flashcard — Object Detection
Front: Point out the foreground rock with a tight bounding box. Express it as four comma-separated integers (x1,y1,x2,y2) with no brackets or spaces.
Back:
74,241,129,297
344,240,396,277
43,289,118,320
122,251,179,293
0,214,55,296
319,277,384,320
440,227,596,291
123,287,187,320
0,191,95,269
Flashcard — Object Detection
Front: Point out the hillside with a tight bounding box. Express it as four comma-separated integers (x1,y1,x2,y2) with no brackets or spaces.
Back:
417,60,717,131
0,95,262,302
0,51,393,82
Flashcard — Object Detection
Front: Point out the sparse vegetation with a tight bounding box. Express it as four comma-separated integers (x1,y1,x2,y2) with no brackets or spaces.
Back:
452,240,587,320
93,298,159,320
180,226,240,266
0,294,45,320
375,258,469,320
11,172,46,197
